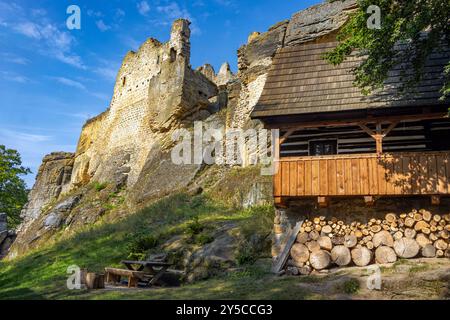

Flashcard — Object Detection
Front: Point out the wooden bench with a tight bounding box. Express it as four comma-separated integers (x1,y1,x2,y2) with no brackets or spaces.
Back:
104,267,146,288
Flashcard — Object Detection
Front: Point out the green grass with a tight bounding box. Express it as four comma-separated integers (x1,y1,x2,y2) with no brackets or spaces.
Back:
0,193,284,300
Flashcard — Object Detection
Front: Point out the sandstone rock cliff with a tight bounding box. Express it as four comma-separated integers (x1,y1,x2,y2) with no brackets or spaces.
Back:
10,1,358,258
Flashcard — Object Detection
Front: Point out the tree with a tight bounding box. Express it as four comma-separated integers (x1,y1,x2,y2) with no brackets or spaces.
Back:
325,0,450,98
0,145,31,228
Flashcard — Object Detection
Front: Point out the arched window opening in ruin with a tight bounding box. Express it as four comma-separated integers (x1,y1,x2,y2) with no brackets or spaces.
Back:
122,76,126,87
170,48,177,62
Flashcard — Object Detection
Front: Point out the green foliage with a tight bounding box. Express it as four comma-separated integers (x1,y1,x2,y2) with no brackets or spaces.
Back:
0,145,31,227
342,278,360,294
194,233,214,245
186,216,205,236
325,0,450,98
93,182,108,192
236,205,275,266
126,232,159,260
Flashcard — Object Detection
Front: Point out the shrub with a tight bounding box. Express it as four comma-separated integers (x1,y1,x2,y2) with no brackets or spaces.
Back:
186,216,204,236
126,233,159,259
342,278,360,294
194,233,214,245
94,182,108,192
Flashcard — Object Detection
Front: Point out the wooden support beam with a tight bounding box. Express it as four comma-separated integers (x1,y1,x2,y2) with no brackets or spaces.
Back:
318,196,329,208
431,195,441,206
279,129,295,145
266,112,447,131
274,197,288,208
364,196,375,206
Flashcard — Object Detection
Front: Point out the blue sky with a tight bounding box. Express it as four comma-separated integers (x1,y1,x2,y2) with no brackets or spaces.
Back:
0,0,320,187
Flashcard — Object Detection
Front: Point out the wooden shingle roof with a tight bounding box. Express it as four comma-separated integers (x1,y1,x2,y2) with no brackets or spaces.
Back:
251,41,450,118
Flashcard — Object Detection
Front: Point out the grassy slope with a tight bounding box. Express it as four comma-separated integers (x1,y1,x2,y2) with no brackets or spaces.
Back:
0,193,281,300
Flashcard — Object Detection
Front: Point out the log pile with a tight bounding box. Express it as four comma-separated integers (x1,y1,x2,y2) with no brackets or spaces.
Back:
285,210,450,275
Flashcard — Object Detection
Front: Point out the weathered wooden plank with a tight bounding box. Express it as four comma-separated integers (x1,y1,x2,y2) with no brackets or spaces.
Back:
289,161,298,196
297,161,305,196
274,162,281,197
393,156,403,194
360,158,369,195
436,155,447,194
312,160,320,195
344,159,353,195
304,160,312,195
401,156,412,194
271,221,304,274
385,156,396,195
336,159,345,195
319,159,328,195
368,157,378,195
419,156,428,194
377,157,387,195
281,162,290,196
446,155,450,194
410,155,420,194
328,159,337,195
351,159,360,195
427,155,438,194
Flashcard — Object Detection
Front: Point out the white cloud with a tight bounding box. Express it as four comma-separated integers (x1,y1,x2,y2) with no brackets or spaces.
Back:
0,129,52,143
13,22,41,38
2,5,86,69
87,10,103,18
1,71,30,83
50,76,86,91
137,1,151,16
1,53,30,65
156,2,201,35
96,20,111,32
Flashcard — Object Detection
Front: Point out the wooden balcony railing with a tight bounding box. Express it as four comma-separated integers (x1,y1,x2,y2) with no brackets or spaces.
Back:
274,151,450,197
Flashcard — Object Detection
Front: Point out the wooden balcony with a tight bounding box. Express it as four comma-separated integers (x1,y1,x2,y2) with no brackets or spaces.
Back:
274,151,450,201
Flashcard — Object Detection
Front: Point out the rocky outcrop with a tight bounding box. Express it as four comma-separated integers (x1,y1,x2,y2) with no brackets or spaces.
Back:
284,0,357,46
0,213,16,259
17,152,74,235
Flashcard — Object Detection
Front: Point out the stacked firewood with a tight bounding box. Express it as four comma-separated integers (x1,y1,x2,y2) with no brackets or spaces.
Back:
286,210,450,276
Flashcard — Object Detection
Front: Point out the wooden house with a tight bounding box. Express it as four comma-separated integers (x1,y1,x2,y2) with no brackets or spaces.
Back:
251,40,450,208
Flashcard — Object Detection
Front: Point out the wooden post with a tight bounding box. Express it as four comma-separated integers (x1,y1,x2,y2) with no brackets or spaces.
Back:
318,196,329,208
431,195,441,206
364,196,375,206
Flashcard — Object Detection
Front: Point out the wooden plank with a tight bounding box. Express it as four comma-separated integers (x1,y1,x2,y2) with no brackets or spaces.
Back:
401,156,412,194
436,155,447,194
344,159,353,195
446,155,450,194
319,159,328,195
328,159,337,195
360,158,369,195
312,160,320,195
281,162,290,196
289,161,298,196
385,155,396,195
411,155,420,194
419,156,428,194
336,159,345,195
393,156,403,195
297,161,305,196
273,162,282,197
271,221,304,274
368,157,379,195
351,159,360,194
304,160,312,195
427,155,438,194
377,156,387,195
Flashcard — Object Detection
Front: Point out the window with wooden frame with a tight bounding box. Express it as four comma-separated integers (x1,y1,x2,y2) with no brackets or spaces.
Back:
309,139,337,156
